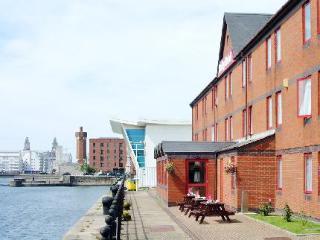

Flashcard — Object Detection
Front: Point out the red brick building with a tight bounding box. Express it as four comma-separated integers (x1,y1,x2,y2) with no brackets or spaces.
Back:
156,0,320,219
89,138,126,173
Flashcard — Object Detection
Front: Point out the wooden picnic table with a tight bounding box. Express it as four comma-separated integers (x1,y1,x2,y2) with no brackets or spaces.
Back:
184,197,207,215
189,201,235,224
177,195,195,212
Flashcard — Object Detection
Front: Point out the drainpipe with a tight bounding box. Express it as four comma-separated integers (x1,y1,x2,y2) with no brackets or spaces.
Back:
215,153,218,200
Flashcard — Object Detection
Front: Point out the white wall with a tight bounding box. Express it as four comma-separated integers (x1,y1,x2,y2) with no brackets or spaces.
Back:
144,124,191,168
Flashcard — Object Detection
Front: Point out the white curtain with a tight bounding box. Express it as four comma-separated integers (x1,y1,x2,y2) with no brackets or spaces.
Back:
299,79,311,116
278,160,282,188
306,158,312,192
277,93,282,125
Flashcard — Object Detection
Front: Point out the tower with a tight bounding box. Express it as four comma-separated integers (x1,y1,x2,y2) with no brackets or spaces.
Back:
52,137,58,151
24,137,30,151
75,126,87,165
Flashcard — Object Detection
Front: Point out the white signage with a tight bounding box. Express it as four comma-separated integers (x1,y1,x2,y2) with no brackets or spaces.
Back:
218,50,235,76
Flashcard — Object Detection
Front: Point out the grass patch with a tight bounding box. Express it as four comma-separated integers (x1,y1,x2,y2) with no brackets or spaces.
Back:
247,214,320,234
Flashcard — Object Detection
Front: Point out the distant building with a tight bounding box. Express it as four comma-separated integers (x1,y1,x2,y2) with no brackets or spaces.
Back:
110,119,192,187
75,127,87,165
21,137,41,173
0,152,22,173
89,138,126,173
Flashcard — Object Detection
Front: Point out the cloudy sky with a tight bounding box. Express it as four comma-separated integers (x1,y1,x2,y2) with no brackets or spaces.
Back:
0,0,286,156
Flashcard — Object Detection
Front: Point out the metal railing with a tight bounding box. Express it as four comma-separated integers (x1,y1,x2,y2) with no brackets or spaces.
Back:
100,177,125,240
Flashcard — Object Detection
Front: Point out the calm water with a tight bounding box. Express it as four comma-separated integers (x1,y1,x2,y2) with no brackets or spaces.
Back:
0,177,109,240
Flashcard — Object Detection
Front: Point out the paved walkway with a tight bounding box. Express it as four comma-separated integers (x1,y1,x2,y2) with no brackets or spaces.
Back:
123,190,320,240
121,190,191,240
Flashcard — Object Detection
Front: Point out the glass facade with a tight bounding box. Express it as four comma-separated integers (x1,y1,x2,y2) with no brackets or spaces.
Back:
126,129,145,167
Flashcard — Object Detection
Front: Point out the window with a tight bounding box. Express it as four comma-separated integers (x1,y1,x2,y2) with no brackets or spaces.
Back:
298,78,312,117
304,153,312,193
213,85,218,107
248,55,252,82
93,149,95,154
303,1,311,43
276,92,283,127
275,28,281,62
318,152,320,196
204,96,207,115
242,60,247,87
319,72,320,116
93,156,96,160
225,76,229,99
267,96,273,129
195,133,199,141
318,0,320,34
277,156,283,190
225,118,229,141
229,72,232,96
211,125,215,142
203,128,208,141
266,37,272,69
248,106,253,135
229,116,233,140
100,163,103,167
215,123,218,141
93,143,95,147
196,104,199,120
100,156,104,161
211,88,214,109
100,150,103,154
100,143,104,147
242,109,247,137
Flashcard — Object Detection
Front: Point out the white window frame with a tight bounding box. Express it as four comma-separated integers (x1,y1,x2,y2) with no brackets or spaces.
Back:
277,92,283,126
276,29,281,62
242,60,247,87
298,78,312,117
305,154,312,193
267,37,272,69
267,96,273,129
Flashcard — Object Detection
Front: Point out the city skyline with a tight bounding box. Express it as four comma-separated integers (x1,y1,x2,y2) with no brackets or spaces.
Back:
0,0,286,155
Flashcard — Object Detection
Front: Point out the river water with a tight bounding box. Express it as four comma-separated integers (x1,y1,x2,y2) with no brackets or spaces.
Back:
0,177,109,240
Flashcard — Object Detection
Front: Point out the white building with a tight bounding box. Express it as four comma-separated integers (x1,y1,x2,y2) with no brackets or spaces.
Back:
21,137,42,173
0,152,22,173
110,119,192,187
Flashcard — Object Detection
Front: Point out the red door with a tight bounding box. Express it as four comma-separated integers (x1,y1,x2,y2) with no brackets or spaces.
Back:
186,160,208,197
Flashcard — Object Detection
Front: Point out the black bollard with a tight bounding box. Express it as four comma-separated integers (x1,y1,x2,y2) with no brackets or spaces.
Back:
102,196,114,215
100,225,111,240
110,185,119,197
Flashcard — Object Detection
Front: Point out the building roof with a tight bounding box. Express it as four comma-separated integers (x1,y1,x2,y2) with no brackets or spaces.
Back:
220,129,275,152
221,13,272,57
110,119,191,134
155,130,276,158
191,0,303,107
154,141,235,158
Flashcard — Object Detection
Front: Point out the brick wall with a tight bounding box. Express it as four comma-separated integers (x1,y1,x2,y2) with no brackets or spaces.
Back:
156,156,217,206
218,136,276,211
88,138,126,172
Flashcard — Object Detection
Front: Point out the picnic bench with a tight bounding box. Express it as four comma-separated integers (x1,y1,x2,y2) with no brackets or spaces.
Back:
184,197,207,215
189,201,235,224
177,195,195,212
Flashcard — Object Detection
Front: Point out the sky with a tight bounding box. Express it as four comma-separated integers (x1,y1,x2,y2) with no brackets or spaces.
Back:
0,0,287,157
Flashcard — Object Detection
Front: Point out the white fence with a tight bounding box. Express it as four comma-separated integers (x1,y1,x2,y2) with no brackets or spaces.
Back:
136,167,156,188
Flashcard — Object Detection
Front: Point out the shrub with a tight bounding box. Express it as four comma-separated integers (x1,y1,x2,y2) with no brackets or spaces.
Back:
259,202,273,216
283,203,293,222
123,201,131,210
122,211,132,221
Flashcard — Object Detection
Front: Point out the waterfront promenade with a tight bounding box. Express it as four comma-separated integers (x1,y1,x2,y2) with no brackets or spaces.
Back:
64,189,320,240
